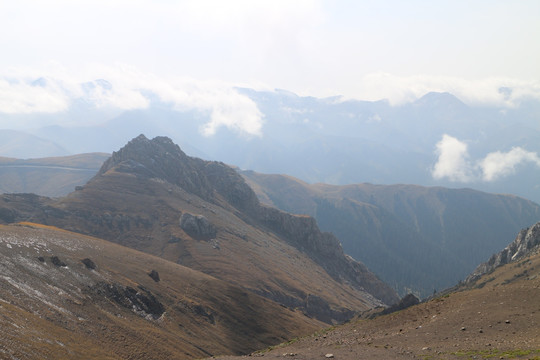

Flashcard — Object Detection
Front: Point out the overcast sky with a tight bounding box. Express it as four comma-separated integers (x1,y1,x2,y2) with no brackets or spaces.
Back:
1,0,539,104
1,1,540,184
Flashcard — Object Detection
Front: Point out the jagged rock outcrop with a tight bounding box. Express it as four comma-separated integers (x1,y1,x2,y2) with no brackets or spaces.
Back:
304,294,355,323
467,222,540,283
93,282,165,320
179,213,217,240
255,205,398,306
97,134,215,201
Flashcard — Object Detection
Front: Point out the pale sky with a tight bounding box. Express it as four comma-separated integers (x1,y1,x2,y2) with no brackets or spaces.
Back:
1,0,539,122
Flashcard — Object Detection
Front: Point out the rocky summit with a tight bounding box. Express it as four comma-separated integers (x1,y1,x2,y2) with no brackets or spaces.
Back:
0,135,399,329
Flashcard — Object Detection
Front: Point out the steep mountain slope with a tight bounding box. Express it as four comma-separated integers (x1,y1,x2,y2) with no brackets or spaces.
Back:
0,222,323,359
210,222,540,360
241,170,540,297
0,153,109,197
0,135,399,324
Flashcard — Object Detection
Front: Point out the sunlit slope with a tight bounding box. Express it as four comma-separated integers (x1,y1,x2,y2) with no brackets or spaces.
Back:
0,223,323,359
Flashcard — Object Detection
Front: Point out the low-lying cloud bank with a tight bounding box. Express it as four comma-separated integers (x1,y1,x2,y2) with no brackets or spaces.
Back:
432,134,540,183
1,66,540,137
0,67,263,137
345,73,540,107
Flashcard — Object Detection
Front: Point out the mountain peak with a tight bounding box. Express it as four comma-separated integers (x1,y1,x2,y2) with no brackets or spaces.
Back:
413,91,467,109
99,134,187,174
97,134,214,199
96,134,261,210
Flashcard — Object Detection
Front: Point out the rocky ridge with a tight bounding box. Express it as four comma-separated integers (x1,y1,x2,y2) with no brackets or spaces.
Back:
96,135,398,305
0,135,399,324
466,221,540,283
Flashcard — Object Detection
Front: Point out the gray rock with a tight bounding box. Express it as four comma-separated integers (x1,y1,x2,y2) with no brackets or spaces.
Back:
148,269,160,282
94,282,164,319
467,222,540,283
378,293,420,316
81,258,96,270
50,256,67,267
179,213,217,240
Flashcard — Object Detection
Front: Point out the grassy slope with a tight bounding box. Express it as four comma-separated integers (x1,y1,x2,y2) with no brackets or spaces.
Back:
210,246,540,359
0,223,323,359
44,169,390,316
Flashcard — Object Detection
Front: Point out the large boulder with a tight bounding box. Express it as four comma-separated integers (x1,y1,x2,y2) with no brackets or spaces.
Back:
179,213,217,240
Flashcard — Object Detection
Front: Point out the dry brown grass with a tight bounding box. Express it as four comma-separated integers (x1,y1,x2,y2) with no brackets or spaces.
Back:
0,224,323,359
210,249,540,359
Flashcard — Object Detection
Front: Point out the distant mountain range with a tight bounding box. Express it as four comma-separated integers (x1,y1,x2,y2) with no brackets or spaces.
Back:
2,87,539,203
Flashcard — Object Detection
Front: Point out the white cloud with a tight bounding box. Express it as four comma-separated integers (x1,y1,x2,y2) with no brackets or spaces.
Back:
432,134,474,182
81,79,149,110
110,69,264,137
480,147,540,181
0,78,69,114
0,65,263,137
199,88,263,136
432,134,540,183
343,73,540,107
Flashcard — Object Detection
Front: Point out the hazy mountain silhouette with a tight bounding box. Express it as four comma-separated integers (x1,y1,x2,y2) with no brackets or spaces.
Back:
4,88,536,203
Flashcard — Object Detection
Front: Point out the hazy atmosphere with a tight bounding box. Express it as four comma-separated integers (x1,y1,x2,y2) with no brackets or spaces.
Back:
2,2,540,358
2,0,539,112
2,1,540,200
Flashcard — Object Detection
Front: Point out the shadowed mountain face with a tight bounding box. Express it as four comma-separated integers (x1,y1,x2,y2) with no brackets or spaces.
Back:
240,171,540,297
0,223,323,359
0,135,399,325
